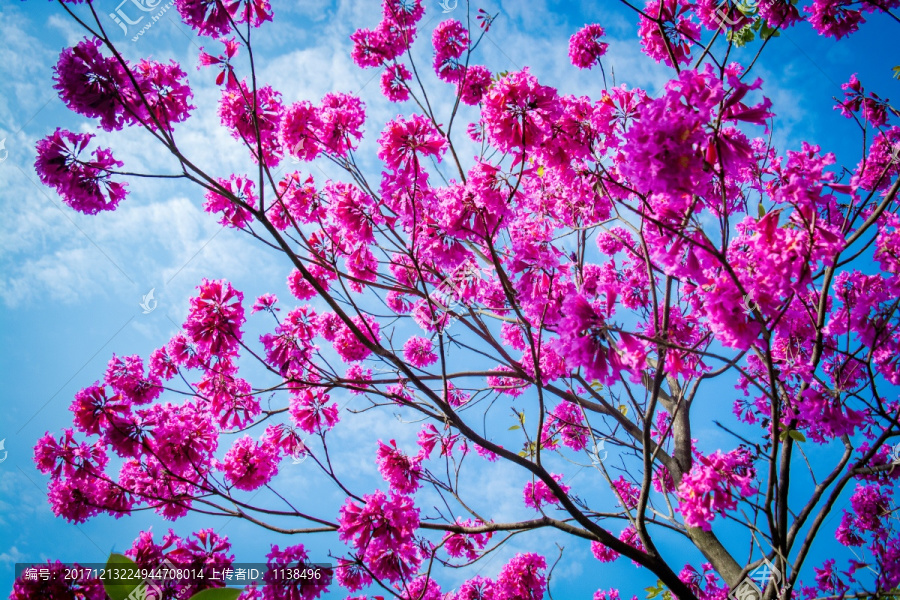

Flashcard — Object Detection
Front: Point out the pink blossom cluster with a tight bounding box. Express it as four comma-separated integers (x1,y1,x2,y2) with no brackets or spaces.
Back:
337,489,421,582
35,129,127,215
53,38,193,132
677,448,757,531
523,473,570,510
174,0,272,38
568,24,608,69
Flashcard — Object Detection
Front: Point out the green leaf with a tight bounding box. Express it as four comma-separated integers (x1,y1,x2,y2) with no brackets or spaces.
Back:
590,381,604,390
537,165,545,177
618,404,629,417
189,590,242,600
757,202,766,218
893,66,900,80
759,22,780,39
728,25,755,48
103,554,144,600
508,425,520,431
788,430,807,443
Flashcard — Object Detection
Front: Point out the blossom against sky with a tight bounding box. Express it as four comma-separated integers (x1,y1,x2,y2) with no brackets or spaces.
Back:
0,0,896,597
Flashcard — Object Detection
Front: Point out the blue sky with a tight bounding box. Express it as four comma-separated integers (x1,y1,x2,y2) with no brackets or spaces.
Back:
0,0,897,598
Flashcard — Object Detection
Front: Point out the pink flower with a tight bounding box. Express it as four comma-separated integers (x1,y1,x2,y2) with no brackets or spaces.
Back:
104,354,161,405
381,63,412,102
198,37,240,89
220,435,278,491
482,68,560,154
183,279,246,358
403,336,438,368
204,175,255,228
196,362,258,430
129,59,195,131
458,65,493,105
174,0,271,38
540,401,589,451
260,306,318,376
569,24,609,69
807,0,866,39
280,101,323,162
523,474,570,510
268,172,320,229
251,293,279,314
263,544,331,600
149,346,179,381
52,38,132,131
378,114,447,174
141,401,219,479
553,294,620,385
591,540,620,563
289,388,339,434
637,0,698,66
318,92,366,156
620,66,723,198
376,439,423,493
442,519,492,561
382,0,424,28
70,383,124,436
350,18,413,69
326,181,380,246
337,490,421,582
433,19,469,82
451,576,496,600
612,476,640,509
331,314,381,363
335,557,372,592
835,73,889,128
677,448,757,531
35,129,127,215
218,82,284,166
401,576,443,600
495,553,547,600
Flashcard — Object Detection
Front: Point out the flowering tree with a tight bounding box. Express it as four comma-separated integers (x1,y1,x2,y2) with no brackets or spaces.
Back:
16,0,900,599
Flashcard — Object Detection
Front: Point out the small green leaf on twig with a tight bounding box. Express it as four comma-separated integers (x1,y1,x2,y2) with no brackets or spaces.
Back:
788,430,806,443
